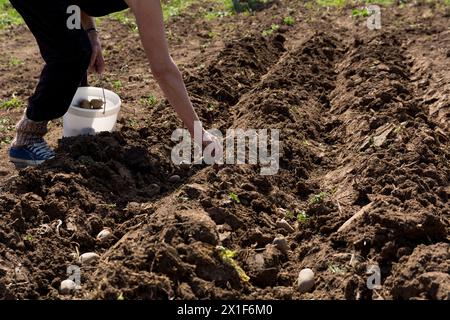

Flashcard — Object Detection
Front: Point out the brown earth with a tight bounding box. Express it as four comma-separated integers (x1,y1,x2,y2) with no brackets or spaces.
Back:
0,1,449,300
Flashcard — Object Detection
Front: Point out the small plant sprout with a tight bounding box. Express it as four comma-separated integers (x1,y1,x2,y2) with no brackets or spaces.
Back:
216,246,250,283
109,11,137,31
283,16,295,26
113,80,123,90
162,0,197,21
309,191,328,205
0,118,12,133
229,192,241,204
204,3,233,20
352,8,370,18
302,139,310,146
1,137,12,145
9,57,22,67
208,31,218,39
143,95,158,107
126,119,138,128
24,234,33,241
204,11,219,20
297,210,309,223
262,23,280,36
285,209,295,220
328,264,347,274
0,94,23,110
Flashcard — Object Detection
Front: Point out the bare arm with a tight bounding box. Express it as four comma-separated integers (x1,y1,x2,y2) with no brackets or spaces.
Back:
80,11,96,30
125,0,202,137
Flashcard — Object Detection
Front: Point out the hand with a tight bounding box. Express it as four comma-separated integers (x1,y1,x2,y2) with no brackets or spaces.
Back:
87,32,105,74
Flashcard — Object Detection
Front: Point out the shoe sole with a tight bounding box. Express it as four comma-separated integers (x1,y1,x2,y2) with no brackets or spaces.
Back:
9,157,47,168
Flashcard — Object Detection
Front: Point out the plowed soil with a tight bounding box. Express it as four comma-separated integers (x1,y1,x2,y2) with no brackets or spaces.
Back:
0,1,449,300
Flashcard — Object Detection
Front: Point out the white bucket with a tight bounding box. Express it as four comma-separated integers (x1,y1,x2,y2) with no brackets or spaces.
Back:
63,87,121,137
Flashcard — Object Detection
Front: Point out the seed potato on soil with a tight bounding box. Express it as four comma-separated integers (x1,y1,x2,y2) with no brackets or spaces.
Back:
96,228,113,242
0,0,449,300
79,252,100,265
298,268,315,293
59,279,77,295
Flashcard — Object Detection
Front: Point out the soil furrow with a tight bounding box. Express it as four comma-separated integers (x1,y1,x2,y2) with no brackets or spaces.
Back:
0,1,449,300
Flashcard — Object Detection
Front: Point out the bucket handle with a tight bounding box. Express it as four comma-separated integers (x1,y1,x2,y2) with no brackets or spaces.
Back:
99,74,107,115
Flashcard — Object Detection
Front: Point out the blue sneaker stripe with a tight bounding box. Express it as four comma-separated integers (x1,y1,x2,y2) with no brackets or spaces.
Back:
9,141,55,167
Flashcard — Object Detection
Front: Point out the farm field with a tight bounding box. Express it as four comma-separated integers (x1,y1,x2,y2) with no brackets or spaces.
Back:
0,0,449,300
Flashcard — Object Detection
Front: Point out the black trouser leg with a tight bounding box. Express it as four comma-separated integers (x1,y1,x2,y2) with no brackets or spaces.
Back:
9,0,129,121
9,0,92,122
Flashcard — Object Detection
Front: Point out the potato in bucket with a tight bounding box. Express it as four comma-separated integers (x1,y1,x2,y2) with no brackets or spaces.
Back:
63,87,121,137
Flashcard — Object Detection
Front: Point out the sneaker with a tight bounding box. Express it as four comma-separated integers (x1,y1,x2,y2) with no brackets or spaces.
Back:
9,141,55,168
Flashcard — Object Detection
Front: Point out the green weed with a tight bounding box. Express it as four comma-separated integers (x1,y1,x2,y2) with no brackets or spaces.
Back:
352,8,371,17
9,57,23,67
207,103,216,111
0,95,23,110
1,136,12,145
141,95,158,107
328,264,347,274
285,209,310,224
283,16,295,26
229,192,241,204
0,118,11,131
316,0,349,7
296,210,310,223
163,0,196,21
285,209,295,220
309,191,328,205
109,10,137,31
262,23,280,36
113,80,123,90
217,246,250,283
0,0,23,29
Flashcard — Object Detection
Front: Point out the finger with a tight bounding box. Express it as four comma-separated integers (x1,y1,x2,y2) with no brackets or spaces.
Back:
96,53,105,74
89,51,97,72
